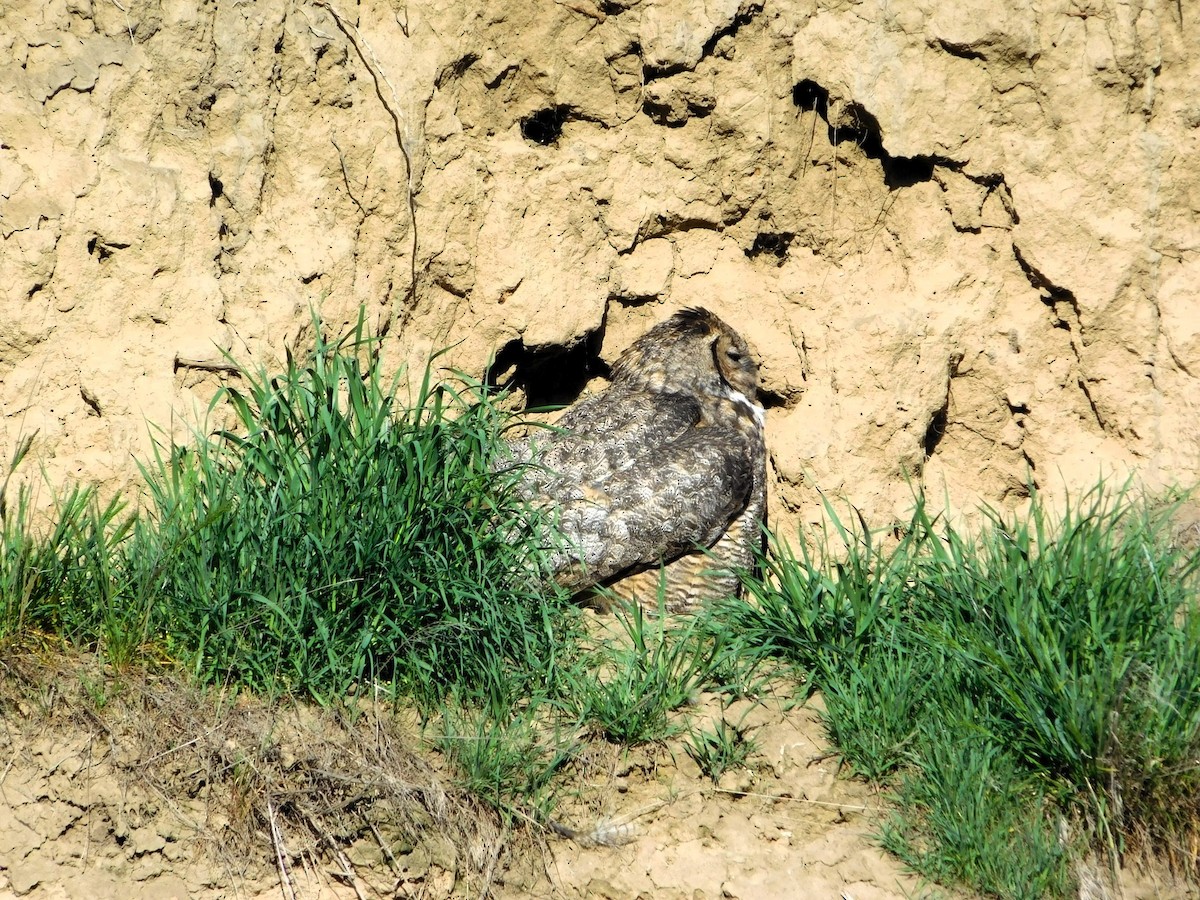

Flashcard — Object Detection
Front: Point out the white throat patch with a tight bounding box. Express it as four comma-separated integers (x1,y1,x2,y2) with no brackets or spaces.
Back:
726,388,766,428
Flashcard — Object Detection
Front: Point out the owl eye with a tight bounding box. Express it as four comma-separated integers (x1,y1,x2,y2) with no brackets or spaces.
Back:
725,348,744,363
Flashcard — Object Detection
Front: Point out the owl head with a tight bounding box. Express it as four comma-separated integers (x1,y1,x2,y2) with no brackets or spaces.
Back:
610,307,760,400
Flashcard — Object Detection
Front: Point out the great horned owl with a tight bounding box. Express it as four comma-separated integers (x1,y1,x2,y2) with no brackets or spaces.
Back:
504,307,766,612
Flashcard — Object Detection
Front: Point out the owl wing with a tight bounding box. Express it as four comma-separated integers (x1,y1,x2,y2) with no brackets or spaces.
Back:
511,387,702,487
531,391,757,592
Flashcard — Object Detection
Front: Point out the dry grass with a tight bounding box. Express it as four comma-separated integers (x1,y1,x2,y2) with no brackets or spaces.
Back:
0,649,519,897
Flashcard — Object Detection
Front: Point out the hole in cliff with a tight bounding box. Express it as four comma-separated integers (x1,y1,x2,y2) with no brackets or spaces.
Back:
643,61,687,80
831,102,884,157
883,155,936,188
208,173,224,206
87,237,125,262
922,403,949,458
793,79,945,189
746,232,794,262
699,3,759,60
758,386,795,411
793,82,882,156
487,331,608,411
936,38,986,61
792,79,829,115
521,106,569,146
81,387,102,417
642,97,682,126
611,292,661,310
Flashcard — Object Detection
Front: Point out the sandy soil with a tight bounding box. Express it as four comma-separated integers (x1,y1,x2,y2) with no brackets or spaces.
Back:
2,657,1197,900
0,657,939,900
508,694,931,899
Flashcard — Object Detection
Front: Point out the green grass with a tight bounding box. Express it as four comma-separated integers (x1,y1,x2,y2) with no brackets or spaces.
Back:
1,316,581,714
4,310,1200,897
685,717,758,783
0,433,136,653
135,330,579,709
709,488,1200,897
573,596,725,745
879,727,1072,898
436,702,577,820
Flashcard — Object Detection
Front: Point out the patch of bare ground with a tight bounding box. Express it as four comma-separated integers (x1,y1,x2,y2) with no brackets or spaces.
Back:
1,650,1196,899
0,650,495,899
0,648,933,900
506,692,936,900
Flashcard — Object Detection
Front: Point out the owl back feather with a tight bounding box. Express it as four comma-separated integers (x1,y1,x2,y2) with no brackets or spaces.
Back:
506,307,767,611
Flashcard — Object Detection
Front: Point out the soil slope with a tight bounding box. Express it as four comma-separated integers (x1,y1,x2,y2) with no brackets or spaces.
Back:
2,1,1200,897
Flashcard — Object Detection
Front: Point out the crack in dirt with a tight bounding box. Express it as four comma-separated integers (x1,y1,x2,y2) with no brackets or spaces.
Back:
1011,243,1105,430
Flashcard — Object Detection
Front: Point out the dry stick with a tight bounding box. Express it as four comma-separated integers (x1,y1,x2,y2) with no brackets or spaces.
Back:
82,736,94,870
329,841,370,900
298,852,318,895
311,0,419,339
0,748,16,788
712,787,880,812
108,0,134,43
141,710,235,765
174,356,242,376
368,819,401,876
267,796,298,900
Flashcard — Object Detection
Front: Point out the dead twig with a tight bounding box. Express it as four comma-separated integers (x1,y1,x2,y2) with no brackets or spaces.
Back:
326,835,370,900
368,819,401,875
174,356,242,376
267,796,298,900
712,787,880,812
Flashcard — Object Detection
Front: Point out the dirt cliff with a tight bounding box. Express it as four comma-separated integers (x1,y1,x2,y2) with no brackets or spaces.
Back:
2,0,1198,526
3,2,1200,897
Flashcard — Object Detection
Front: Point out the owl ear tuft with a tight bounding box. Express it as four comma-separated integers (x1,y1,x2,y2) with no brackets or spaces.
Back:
671,307,721,337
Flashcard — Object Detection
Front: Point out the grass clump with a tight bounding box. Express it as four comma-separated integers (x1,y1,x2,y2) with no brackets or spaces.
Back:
717,487,1200,896
1,317,581,715
436,703,576,820
0,434,137,653
879,727,1073,899
575,598,724,745
138,322,580,709
685,717,758,783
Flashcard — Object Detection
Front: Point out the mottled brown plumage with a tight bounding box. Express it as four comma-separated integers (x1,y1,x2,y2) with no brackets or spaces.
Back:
505,307,766,612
